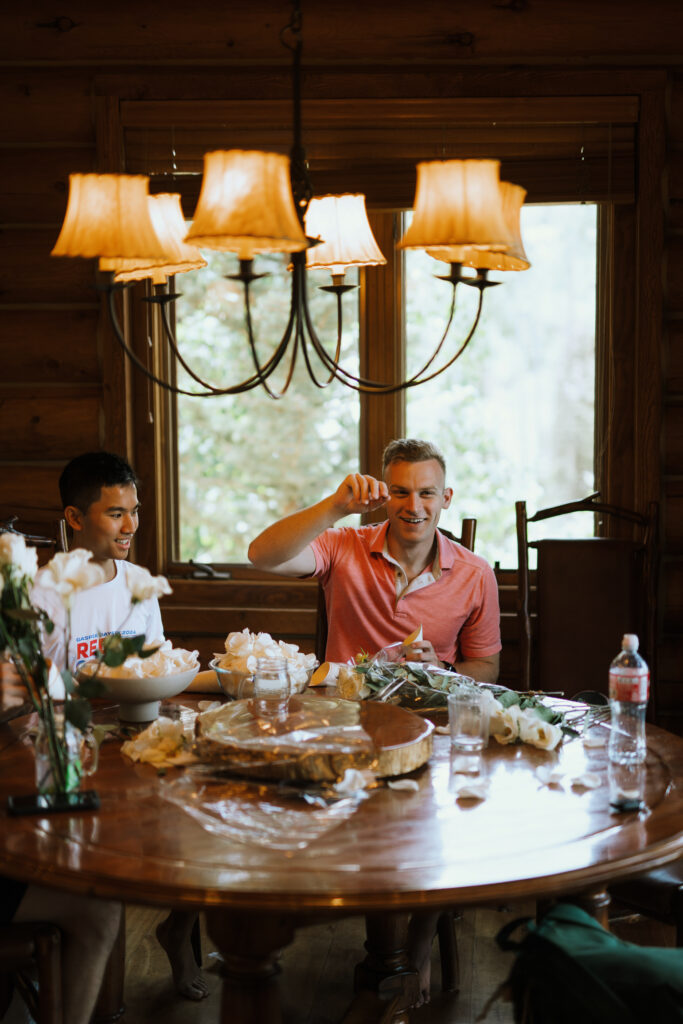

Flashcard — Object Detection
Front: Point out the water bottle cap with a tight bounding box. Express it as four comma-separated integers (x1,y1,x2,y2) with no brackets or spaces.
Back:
621,633,639,651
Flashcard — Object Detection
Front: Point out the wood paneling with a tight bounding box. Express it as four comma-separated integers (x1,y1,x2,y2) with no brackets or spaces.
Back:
0,309,100,382
665,322,683,394
663,484,683,554
0,71,94,144
0,147,96,224
663,405,683,476
661,559,683,632
0,392,100,459
0,228,96,304
162,578,319,608
0,465,63,517
3,1,683,64
667,235,683,314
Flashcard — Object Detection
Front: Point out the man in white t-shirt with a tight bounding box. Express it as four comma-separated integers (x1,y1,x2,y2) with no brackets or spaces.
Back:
32,457,163,673
31,451,208,1003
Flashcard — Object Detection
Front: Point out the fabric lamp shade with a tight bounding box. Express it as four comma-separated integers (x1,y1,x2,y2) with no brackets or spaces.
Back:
185,150,308,258
428,183,530,272
304,194,386,276
398,159,511,253
104,194,207,283
51,173,167,260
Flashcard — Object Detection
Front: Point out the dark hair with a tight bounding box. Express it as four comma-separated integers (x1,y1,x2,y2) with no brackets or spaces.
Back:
381,438,447,477
59,452,138,513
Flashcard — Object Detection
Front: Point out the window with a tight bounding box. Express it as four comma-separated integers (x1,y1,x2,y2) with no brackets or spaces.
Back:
174,253,360,563
405,204,597,566
169,204,597,569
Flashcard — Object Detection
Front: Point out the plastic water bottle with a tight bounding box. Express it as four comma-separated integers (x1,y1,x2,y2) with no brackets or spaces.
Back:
608,634,649,765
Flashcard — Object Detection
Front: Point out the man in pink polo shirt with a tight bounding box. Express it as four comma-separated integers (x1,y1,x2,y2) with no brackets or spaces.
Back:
249,437,500,681
250,438,501,1003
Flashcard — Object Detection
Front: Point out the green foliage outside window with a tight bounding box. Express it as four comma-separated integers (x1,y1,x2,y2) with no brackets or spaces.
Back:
406,204,597,566
175,254,360,563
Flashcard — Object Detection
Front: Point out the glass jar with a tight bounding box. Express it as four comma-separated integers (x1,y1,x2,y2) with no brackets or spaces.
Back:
252,657,291,717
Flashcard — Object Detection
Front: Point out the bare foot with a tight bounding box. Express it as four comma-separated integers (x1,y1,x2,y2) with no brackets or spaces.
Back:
407,910,439,1006
156,911,210,1001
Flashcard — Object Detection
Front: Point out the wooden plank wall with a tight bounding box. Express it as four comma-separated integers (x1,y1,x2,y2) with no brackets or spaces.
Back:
0,1,681,724
660,72,683,733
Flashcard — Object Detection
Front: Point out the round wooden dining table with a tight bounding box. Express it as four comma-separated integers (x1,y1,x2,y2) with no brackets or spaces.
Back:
2,695,683,1023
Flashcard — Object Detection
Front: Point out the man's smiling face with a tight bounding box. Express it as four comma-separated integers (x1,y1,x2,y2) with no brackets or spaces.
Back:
68,483,140,565
383,458,452,546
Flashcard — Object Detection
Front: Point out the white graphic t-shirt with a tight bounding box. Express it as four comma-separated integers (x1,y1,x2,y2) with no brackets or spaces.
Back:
32,560,165,674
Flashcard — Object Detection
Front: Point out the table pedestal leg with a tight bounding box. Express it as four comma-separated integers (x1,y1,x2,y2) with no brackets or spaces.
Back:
573,886,611,929
538,886,612,930
206,910,295,1024
353,912,420,1024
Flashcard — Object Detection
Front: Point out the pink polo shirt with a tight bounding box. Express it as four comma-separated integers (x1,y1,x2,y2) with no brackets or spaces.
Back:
310,522,501,664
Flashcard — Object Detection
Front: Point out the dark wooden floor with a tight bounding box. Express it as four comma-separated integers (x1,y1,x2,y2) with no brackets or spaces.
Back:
114,901,674,1024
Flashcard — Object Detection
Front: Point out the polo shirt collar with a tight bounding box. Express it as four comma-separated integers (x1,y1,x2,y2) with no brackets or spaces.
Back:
369,520,454,573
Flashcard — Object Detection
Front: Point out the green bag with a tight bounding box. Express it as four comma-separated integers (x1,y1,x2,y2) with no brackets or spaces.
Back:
495,902,683,1024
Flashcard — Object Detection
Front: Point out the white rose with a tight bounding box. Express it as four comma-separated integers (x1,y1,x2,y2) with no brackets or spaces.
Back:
129,567,172,603
490,703,523,745
0,532,39,581
518,711,563,751
38,549,107,607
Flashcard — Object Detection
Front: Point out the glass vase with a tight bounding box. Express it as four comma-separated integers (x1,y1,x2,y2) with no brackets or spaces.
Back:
33,712,99,795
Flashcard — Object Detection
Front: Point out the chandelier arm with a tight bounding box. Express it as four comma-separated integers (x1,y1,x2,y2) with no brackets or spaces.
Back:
105,285,224,398
302,275,483,393
299,276,405,393
399,280,458,382
156,293,242,393
106,280,266,397
242,275,299,399
296,264,343,389
402,286,485,388
157,287,289,394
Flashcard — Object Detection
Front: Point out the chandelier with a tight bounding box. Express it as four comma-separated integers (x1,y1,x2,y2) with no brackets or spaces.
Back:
50,2,529,399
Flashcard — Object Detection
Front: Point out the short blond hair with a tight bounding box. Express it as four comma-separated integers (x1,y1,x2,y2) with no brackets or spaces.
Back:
381,438,446,477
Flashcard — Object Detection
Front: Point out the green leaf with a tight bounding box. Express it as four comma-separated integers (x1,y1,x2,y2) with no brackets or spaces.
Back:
76,675,107,699
5,607,43,623
497,690,521,709
101,634,126,667
136,643,161,661
61,668,75,695
64,698,92,731
123,634,147,654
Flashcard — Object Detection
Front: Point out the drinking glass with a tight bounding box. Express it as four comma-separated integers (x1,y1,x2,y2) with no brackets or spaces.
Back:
447,690,489,752
252,657,291,717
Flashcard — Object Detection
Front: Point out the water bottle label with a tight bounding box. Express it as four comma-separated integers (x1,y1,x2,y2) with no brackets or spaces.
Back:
609,667,649,702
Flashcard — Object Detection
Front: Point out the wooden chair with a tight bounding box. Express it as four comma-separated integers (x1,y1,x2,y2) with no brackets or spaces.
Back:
0,922,62,1024
0,515,68,554
515,494,657,701
516,495,682,941
314,518,477,663
609,864,683,946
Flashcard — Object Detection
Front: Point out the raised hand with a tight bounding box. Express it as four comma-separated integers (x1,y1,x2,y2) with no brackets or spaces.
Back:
331,474,389,516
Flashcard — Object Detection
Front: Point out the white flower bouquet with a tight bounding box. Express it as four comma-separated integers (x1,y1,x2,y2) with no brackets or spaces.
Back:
0,531,173,797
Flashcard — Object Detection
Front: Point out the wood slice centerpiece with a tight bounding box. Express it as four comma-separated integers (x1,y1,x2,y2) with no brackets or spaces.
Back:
195,694,433,781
